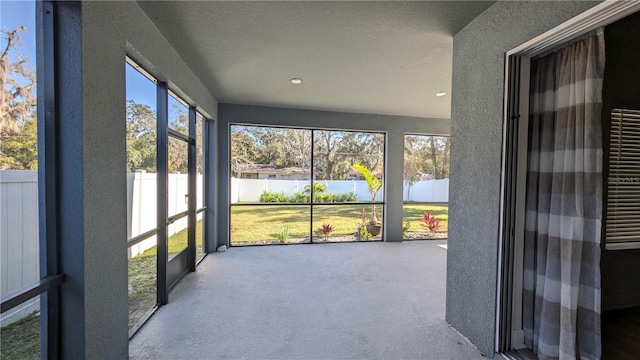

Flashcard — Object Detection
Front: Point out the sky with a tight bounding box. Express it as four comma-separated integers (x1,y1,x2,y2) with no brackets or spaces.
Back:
2,1,155,111
2,1,37,91
126,64,158,111
1,1,36,63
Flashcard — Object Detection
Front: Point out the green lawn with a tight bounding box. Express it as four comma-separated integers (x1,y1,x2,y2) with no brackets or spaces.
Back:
230,203,450,245
402,203,449,233
128,220,205,329
231,204,384,245
0,220,207,356
1,313,40,360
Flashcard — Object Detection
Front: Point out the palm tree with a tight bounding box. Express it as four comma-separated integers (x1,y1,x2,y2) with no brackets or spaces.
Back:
353,164,382,224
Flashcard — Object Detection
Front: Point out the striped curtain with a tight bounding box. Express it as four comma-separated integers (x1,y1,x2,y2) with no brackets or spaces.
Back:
523,32,605,360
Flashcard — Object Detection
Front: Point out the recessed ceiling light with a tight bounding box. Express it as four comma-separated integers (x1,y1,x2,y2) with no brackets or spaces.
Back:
290,78,302,85
435,92,447,97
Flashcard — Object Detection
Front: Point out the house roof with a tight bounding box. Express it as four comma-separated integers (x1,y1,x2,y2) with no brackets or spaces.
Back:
239,164,306,176
137,1,495,119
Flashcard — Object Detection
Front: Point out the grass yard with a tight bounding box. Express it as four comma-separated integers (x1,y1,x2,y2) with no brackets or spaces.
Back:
231,204,386,245
128,219,205,329
0,220,207,356
231,204,383,245
231,203,448,245
0,314,40,360
402,202,449,234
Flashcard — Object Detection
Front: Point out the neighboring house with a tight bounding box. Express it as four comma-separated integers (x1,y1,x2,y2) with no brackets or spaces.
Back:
345,166,383,181
9,1,638,359
237,164,308,180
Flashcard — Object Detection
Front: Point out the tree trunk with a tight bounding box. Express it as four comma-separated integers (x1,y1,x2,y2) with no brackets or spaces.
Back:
442,137,450,178
429,136,438,178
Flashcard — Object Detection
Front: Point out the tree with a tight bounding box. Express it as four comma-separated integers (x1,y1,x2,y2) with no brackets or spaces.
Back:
167,105,189,173
339,132,383,173
403,135,450,183
314,130,343,180
196,115,205,174
353,164,382,223
284,128,311,179
228,126,386,181
126,100,156,172
0,117,37,169
1,27,36,133
429,136,438,178
403,135,424,198
440,137,450,179
230,125,258,177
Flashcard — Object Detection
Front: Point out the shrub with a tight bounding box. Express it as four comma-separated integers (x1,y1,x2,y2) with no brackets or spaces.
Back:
402,221,411,236
334,192,357,202
259,191,293,203
317,223,334,240
293,191,308,203
259,190,356,203
275,226,290,242
422,212,440,232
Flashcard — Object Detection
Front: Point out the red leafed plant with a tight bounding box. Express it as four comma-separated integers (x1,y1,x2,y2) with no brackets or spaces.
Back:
318,223,334,240
422,212,440,232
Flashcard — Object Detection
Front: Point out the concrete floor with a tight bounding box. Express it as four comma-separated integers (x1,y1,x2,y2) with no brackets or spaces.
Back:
129,241,486,359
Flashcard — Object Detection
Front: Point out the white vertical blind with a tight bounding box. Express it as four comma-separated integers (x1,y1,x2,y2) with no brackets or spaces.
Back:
606,108,640,250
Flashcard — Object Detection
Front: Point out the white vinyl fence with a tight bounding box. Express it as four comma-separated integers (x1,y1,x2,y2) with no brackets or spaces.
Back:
1,170,39,326
1,170,202,326
2,171,444,325
403,179,449,202
126,171,203,258
230,178,449,203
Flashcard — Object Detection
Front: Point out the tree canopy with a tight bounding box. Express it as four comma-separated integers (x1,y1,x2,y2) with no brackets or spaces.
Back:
0,26,37,170
230,126,385,180
230,126,450,182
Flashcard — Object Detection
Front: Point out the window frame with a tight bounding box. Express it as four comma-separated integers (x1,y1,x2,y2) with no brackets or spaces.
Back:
0,2,65,358
228,123,387,246
124,56,211,337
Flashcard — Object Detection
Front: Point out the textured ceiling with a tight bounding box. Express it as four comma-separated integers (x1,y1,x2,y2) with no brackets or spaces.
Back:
138,1,495,119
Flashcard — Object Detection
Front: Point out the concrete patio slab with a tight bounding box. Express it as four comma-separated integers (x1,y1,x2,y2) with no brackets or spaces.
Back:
129,241,486,359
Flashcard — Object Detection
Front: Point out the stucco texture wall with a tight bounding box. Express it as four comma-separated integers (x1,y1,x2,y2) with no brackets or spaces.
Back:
446,1,601,356
49,2,218,358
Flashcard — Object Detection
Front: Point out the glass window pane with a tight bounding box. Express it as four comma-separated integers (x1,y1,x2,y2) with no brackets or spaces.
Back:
128,239,157,330
1,1,42,357
312,204,383,243
231,205,310,245
125,59,158,330
402,135,449,240
402,203,448,240
196,212,205,262
0,302,41,359
168,94,188,136
230,125,311,204
125,62,157,237
312,130,384,203
168,138,188,258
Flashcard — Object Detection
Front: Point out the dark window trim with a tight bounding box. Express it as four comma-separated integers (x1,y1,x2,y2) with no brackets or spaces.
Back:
127,227,159,247
1,275,65,313
228,124,387,246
